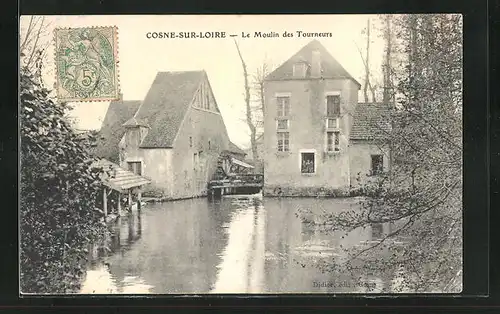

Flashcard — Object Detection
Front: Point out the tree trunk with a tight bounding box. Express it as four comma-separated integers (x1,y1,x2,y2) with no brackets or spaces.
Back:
355,42,377,103
383,15,393,105
234,40,258,160
382,15,395,184
363,19,370,103
409,15,419,105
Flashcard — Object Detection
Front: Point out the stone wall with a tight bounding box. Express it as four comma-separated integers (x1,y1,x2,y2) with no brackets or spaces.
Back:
263,184,351,197
349,140,391,188
263,78,360,193
169,95,232,199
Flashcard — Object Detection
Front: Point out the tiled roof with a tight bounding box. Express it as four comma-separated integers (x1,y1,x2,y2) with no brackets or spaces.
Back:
94,100,142,162
265,40,361,87
123,116,149,127
96,159,151,192
350,103,392,141
131,71,205,148
227,141,246,156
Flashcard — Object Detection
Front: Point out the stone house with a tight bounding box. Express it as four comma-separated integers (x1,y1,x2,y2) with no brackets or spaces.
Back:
262,40,391,196
94,99,142,163
96,70,246,199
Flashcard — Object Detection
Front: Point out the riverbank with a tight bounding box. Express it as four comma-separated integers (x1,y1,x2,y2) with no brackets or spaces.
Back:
80,197,419,294
141,187,366,203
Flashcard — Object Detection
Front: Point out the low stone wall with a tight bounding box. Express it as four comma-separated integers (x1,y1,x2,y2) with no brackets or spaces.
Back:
142,185,207,201
142,186,168,199
263,184,351,198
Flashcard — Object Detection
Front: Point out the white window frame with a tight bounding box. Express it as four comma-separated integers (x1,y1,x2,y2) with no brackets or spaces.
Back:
326,117,340,129
325,91,341,116
325,131,341,153
275,92,291,117
125,159,144,175
299,149,317,174
276,119,290,130
277,132,290,152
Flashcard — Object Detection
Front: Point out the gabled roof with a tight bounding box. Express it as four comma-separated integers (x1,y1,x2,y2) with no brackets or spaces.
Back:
123,116,149,127
94,100,142,162
130,71,206,148
226,141,246,156
265,40,361,87
350,103,392,141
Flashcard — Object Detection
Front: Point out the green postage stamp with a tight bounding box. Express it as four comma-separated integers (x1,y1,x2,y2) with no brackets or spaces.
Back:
54,26,120,102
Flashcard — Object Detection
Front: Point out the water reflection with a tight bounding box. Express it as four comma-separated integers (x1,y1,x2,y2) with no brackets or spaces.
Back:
80,196,396,294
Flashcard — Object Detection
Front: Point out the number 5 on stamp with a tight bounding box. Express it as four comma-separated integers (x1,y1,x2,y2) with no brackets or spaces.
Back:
54,26,120,102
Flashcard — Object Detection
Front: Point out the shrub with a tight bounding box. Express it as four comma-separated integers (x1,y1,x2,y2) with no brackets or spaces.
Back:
20,68,108,293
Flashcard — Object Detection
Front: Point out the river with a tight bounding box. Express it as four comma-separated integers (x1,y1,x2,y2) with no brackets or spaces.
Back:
79,195,401,294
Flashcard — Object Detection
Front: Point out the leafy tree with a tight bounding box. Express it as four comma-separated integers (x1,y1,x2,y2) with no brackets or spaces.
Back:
20,67,108,293
300,14,463,293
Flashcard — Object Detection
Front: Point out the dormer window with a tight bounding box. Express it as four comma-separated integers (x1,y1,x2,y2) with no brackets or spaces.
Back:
293,62,307,78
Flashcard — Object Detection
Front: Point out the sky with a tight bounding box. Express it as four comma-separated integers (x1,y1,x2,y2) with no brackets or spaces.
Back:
20,14,386,149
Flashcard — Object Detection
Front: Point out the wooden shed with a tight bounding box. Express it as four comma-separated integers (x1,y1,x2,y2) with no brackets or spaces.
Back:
95,159,151,217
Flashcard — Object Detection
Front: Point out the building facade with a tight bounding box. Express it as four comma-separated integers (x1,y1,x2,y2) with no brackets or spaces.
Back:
263,40,391,196
97,71,246,200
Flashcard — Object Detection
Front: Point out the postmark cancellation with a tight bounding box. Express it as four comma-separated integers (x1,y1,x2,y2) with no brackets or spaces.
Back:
54,26,120,102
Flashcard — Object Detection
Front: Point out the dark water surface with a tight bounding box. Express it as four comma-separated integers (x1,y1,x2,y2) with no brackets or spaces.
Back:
80,195,398,294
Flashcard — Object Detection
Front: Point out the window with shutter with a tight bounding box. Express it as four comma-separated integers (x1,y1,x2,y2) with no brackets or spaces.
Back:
326,95,340,116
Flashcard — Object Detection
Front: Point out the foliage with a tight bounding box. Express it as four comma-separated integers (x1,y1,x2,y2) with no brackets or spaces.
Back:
20,67,108,293
300,14,463,292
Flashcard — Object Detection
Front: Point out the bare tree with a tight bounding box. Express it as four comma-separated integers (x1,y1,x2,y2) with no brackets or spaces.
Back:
234,40,258,160
381,14,396,180
364,18,371,103
20,16,52,87
382,15,396,105
356,18,378,103
252,60,271,140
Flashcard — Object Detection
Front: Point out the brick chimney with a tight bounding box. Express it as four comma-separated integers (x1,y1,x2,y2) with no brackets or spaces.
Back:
311,50,321,78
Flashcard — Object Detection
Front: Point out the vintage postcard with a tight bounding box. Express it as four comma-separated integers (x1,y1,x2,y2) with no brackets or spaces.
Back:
19,14,463,295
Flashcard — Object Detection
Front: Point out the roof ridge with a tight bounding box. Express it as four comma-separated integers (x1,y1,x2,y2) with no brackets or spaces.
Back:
135,69,206,148
265,40,361,87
